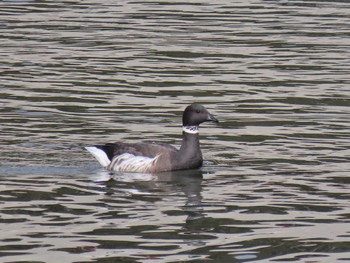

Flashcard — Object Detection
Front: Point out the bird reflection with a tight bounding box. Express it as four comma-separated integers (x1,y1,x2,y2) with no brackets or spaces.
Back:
92,168,205,223
165,169,204,223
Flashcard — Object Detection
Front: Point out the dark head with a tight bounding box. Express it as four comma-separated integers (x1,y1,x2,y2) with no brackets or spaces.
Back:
182,103,218,126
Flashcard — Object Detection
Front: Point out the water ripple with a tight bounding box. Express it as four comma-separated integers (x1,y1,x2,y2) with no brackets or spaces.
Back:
0,0,349,262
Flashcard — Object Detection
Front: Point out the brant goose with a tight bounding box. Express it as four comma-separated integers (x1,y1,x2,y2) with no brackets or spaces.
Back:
85,103,218,173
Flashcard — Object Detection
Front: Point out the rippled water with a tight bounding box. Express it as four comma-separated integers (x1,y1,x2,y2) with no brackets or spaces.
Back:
1,1,349,262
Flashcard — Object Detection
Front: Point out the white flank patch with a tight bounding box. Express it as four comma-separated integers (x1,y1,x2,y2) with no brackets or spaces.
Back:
108,153,160,173
182,126,199,134
85,146,111,167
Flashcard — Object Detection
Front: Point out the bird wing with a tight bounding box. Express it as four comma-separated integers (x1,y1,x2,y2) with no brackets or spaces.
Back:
97,142,178,161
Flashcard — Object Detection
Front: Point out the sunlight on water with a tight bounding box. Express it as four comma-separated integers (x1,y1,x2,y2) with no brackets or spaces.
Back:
0,0,349,262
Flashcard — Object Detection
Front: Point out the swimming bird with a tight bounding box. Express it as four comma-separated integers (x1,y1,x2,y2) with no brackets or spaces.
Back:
85,103,218,173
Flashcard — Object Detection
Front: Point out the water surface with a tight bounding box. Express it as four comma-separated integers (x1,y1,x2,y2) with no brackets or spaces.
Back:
0,0,349,262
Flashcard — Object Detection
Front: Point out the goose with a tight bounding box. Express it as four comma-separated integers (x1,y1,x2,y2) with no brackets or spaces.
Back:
85,103,218,173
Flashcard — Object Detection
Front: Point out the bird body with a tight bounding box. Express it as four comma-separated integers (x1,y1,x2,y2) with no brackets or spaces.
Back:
85,103,218,173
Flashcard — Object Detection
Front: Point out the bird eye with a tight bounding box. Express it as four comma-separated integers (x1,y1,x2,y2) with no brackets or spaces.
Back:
196,109,201,113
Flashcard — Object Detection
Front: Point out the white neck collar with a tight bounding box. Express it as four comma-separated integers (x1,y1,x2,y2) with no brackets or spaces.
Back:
182,126,199,134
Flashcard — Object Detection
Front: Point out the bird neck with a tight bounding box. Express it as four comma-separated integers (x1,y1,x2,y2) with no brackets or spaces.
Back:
179,127,201,155
182,125,199,134
168,126,202,171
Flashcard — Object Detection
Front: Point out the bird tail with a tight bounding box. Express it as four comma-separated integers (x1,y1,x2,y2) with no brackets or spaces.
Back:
85,146,111,167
